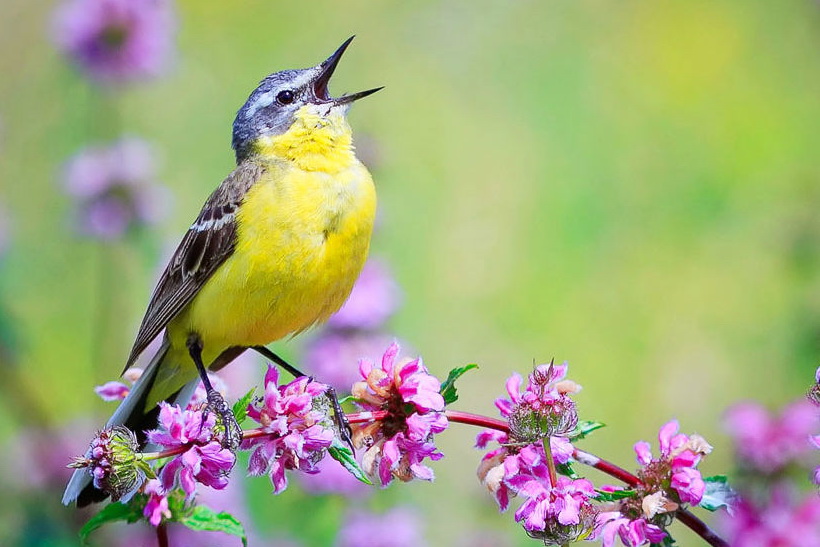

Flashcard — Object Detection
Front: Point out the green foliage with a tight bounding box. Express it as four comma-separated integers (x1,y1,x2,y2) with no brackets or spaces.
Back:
594,489,637,502
328,438,373,485
440,363,479,405
180,505,247,547
81,492,247,546
79,502,144,545
555,461,579,479
232,388,256,426
568,420,606,440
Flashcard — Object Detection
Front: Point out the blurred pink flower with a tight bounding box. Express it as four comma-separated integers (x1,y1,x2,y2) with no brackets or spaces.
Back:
724,399,819,473
718,485,820,546
52,0,176,83
336,507,426,547
297,455,371,498
243,367,335,494
94,380,130,401
328,259,401,330
62,138,171,239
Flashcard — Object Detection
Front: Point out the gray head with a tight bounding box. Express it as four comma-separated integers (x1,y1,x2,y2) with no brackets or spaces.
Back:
232,36,382,162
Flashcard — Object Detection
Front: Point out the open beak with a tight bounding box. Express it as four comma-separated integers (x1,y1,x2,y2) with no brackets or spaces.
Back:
313,36,383,105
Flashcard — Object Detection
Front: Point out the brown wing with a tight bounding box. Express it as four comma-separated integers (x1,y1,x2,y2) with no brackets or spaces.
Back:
123,160,267,370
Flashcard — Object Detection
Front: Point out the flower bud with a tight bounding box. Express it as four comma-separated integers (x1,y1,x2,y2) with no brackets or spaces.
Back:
70,426,143,501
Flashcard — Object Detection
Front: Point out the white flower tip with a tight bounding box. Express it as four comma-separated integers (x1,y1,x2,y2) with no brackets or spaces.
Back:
642,491,678,518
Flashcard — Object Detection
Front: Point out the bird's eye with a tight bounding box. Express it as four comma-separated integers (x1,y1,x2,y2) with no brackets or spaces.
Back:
276,90,295,104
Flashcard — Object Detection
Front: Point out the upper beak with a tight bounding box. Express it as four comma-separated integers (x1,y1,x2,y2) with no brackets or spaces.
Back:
313,36,383,105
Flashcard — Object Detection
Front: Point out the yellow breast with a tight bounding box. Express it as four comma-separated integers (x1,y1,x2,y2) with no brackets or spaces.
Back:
171,106,377,361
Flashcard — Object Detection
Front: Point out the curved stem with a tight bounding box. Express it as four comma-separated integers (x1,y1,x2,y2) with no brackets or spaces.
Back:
676,508,728,547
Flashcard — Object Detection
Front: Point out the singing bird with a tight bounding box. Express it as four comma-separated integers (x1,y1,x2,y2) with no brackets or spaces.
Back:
64,37,380,506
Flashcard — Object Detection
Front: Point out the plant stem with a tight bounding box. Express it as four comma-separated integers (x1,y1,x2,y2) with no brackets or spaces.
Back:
156,522,169,547
676,508,728,547
542,437,558,487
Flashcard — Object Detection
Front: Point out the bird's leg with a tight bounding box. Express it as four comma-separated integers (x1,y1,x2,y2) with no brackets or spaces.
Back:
251,345,353,451
187,334,241,450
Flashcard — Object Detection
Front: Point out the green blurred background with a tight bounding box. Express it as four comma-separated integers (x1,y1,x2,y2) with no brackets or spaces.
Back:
1,0,819,545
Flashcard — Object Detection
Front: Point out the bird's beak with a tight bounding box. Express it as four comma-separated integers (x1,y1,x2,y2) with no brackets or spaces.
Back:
313,36,383,105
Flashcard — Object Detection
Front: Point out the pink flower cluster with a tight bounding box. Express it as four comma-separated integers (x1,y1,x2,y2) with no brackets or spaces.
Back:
146,402,235,500
243,367,335,494
351,342,448,486
596,511,667,547
633,420,710,505
142,479,171,526
724,399,818,474
477,364,590,542
719,485,820,546
52,0,176,84
596,421,712,547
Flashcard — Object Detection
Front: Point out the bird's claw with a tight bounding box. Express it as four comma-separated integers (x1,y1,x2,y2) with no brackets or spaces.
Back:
207,390,242,451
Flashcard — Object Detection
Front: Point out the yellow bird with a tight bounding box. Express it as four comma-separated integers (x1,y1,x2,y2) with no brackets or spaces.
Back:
64,36,380,506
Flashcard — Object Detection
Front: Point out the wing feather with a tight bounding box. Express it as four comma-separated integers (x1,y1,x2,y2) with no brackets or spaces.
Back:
123,161,266,370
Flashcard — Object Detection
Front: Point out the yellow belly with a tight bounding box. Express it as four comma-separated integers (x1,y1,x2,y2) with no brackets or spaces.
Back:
168,159,376,364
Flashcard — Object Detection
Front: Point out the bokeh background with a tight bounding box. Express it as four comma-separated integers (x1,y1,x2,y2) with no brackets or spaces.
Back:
1,0,819,545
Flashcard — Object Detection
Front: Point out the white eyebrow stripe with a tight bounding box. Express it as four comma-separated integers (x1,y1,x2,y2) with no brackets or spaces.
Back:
244,92,273,119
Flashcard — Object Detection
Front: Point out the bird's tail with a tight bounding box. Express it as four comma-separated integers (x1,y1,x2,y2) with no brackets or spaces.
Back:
62,338,198,507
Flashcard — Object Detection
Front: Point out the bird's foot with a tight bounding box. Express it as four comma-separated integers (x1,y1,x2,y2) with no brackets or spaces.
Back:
325,385,354,451
207,389,242,451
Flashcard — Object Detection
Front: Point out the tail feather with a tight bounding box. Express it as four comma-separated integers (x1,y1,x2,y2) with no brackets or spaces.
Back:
62,338,197,506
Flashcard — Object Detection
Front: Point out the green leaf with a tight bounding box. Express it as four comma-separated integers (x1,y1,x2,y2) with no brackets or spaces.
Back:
79,502,144,545
328,438,373,485
594,489,637,502
650,533,677,546
556,461,579,479
440,363,479,405
180,504,247,547
232,388,256,426
337,395,354,406
568,420,606,440
700,475,737,513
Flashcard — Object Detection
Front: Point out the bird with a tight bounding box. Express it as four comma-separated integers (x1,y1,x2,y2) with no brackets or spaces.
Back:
63,36,381,506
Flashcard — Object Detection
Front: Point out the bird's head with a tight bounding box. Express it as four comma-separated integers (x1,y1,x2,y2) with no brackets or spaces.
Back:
232,36,381,163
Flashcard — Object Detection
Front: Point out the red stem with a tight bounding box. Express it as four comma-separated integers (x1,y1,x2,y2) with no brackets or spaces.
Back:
156,522,169,547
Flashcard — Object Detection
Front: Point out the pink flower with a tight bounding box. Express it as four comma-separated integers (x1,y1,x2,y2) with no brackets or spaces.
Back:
298,455,372,498
52,0,176,84
61,138,171,239
327,259,401,331
243,367,335,494
337,507,426,547
724,400,819,473
718,485,820,546
94,380,130,402
351,342,448,486
142,479,171,527
496,363,581,441
597,512,667,547
146,403,235,499
670,467,705,505
632,420,711,506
